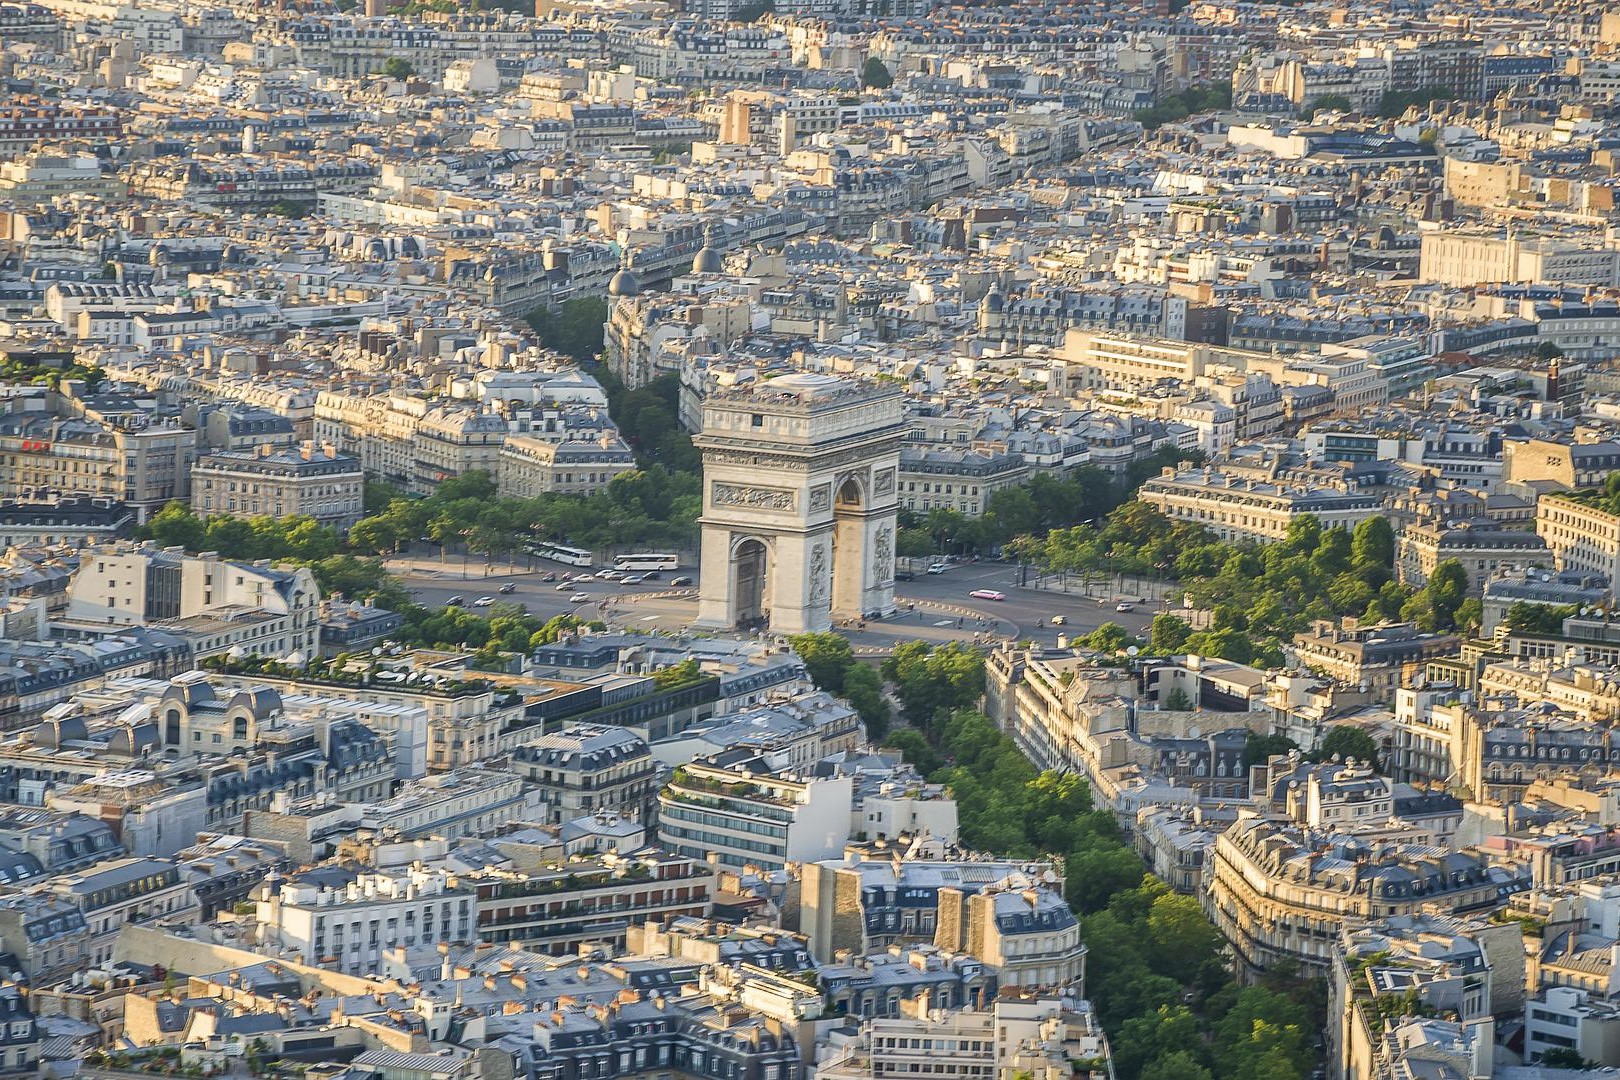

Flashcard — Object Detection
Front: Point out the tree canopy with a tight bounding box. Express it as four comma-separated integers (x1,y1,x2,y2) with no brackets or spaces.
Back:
861,57,893,89
526,296,610,363
1025,503,1411,666
1134,83,1232,129
1312,725,1381,771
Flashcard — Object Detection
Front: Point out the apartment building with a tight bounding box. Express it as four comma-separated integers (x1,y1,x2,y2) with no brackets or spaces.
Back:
1330,919,1511,1080
1526,986,1620,1067
0,893,91,984
0,104,120,156
64,545,321,660
253,865,476,975
314,392,510,495
1207,813,1500,978
1506,439,1620,489
0,495,132,550
497,433,637,499
506,724,659,825
816,993,1111,1080
1138,464,1385,542
471,851,714,955
414,408,507,491
657,753,853,870
1061,329,1227,390
1419,232,1620,288
352,769,542,840
0,413,193,522
1536,493,1620,586
1292,620,1460,702
49,856,198,967
799,852,1060,962
192,442,365,529
935,883,1088,992
1397,521,1551,593
897,446,1029,516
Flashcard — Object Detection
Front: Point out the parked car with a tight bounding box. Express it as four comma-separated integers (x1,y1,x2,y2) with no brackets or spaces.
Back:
671,576,694,586
446,595,465,606
969,589,1006,601
569,593,591,603
498,583,517,594
473,596,495,607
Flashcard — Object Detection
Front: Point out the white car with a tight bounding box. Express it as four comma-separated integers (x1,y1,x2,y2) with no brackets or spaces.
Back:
1115,602,1135,613
620,573,645,585
927,564,948,574
473,596,495,607
569,593,591,603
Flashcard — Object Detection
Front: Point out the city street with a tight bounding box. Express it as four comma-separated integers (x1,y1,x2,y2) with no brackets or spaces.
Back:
385,552,1166,649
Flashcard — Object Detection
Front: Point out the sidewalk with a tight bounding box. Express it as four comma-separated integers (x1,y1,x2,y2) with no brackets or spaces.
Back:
1020,570,1177,603
594,593,1016,656
385,555,537,579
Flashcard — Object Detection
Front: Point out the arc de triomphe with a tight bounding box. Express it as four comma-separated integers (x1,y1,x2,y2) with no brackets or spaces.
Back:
692,374,903,634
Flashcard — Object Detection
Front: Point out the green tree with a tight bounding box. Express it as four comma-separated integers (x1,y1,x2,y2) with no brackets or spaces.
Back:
1539,1047,1592,1069
1112,1007,1208,1080
882,729,940,775
1182,628,1255,665
1149,614,1191,655
363,479,408,516
381,56,415,79
147,501,207,551
1501,601,1576,635
1132,83,1232,129
527,296,610,362
861,57,893,89
1161,686,1192,711
1314,725,1380,770
1301,93,1352,117
1082,621,1132,654
1428,559,1469,629
880,641,984,727
843,663,891,742
1351,516,1395,574
789,632,855,694
985,485,1040,542
1243,732,1298,769
1376,84,1456,118
1146,892,1225,985
1066,844,1145,914
1140,1051,1214,1080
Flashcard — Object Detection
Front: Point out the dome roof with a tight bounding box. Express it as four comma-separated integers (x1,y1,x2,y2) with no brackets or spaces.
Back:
691,224,724,274
608,266,641,297
982,286,1006,313
692,244,723,275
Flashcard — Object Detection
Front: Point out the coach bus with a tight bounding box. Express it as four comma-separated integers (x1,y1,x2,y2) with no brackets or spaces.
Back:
613,552,680,572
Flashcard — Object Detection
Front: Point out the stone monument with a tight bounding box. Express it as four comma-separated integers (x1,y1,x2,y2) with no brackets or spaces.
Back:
693,374,903,634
